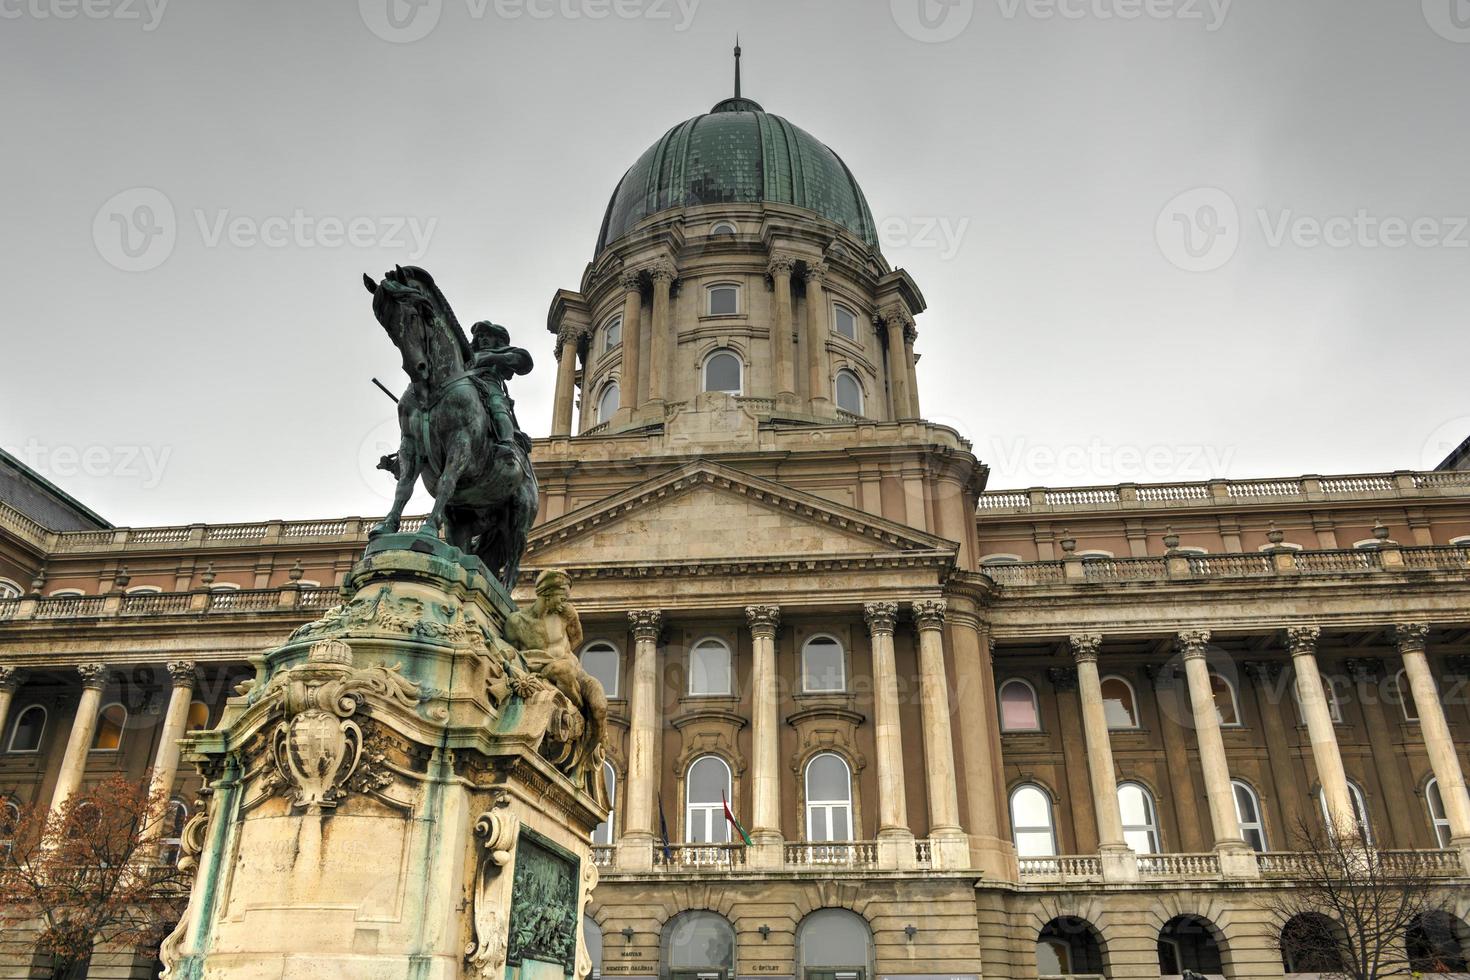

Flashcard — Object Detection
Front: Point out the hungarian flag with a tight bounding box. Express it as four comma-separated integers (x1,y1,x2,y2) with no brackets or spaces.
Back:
722,791,752,845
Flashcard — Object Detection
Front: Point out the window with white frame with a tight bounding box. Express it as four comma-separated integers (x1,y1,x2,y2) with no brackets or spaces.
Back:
1322,673,1345,723
1010,783,1056,857
804,753,853,842
596,382,620,424
801,635,846,693
1232,779,1268,852
593,762,617,846
1210,673,1241,726
1319,782,1374,844
1118,781,1160,854
706,283,739,316
0,579,20,600
160,799,187,866
999,679,1041,732
7,706,45,753
685,755,732,843
689,638,732,696
92,703,127,751
834,370,864,415
602,314,622,352
702,350,743,394
1100,675,1139,729
580,641,620,698
1426,778,1452,848
832,304,858,340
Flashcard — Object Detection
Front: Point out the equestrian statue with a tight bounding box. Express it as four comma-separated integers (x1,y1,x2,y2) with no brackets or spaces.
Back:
363,266,539,589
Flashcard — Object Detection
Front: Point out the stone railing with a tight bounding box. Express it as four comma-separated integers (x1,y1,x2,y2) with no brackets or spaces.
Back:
977,469,1470,514
913,838,933,868
783,841,879,868
590,845,616,869
1017,855,1104,882
1137,852,1221,879
1254,849,1463,878
4,586,340,624
653,843,746,870
985,545,1467,589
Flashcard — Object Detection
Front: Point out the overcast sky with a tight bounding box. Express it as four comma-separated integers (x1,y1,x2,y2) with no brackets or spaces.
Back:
2,0,1467,526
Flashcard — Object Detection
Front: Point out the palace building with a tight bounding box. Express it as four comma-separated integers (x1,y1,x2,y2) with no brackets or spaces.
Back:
4,72,1470,980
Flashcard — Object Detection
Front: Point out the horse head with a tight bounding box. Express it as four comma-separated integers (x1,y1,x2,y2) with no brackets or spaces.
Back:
363,265,464,386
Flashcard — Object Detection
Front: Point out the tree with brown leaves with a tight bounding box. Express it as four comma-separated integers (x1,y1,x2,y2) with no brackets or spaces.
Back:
0,775,193,980
1259,816,1461,980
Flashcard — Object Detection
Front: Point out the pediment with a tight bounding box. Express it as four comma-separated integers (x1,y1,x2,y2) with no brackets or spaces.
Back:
525,461,953,567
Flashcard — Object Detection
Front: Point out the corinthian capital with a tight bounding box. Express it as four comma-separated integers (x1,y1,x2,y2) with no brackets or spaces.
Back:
912,598,947,630
619,269,644,292
744,605,781,637
863,601,898,635
802,261,828,284
1285,625,1321,657
554,324,587,358
1068,633,1102,664
766,252,798,278
628,610,663,642
0,666,19,693
1393,623,1430,654
648,259,678,284
875,305,913,332
76,662,108,690
1176,629,1212,660
166,661,197,689
902,322,918,345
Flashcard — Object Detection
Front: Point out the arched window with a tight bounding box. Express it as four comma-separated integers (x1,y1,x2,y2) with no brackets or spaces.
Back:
1210,673,1241,726
688,638,732,696
1322,673,1345,724
0,579,21,600
49,589,84,597
685,756,732,844
702,350,743,394
979,554,1023,566
584,915,604,980
1,798,19,859
592,762,617,846
7,705,46,753
91,703,127,751
1100,675,1138,729
1009,784,1056,857
832,304,858,341
186,701,210,731
833,370,864,415
1319,781,1374,844
1037,917,1105,978
580,641,620,698
1391,668,1419,722
797,909,872,980
1281,913,1346,974
602,314,622,352
999,679,1041,732
160,799,187,866
1427,777,1453,848
706,283,739,317
662,911,735,980
1407,911,1470,973
1157,915,1223,977
596,382,620,424
1118,781,1160,854
804,753,852,843
710,221,737,237
1232,779,1268,852
801,635,845,693
125,585,162,594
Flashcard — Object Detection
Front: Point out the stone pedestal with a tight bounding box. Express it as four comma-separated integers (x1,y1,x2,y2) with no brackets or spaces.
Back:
161,538,609,980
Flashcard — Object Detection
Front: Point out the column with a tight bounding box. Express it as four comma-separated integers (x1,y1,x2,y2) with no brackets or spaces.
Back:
1070,633,1137,881
645,260,676,406
50,662,108,814
0,667,19,743
1049,666,1098,853
1287,626,1354,836
1395,624,1470,849
551,327,583,436
745,605,783,856
912,600,965,868
146,662,196,805
619,270,644,413
863,602,911,841
879,307,912,421
1154,665,1208,853
947,605,1010,878
1245,660,1306,846
1346,657,1419,846
803,262,831,411
1177,631,1256,875
621,610,662,870
767,254,797,401
902,322,921,418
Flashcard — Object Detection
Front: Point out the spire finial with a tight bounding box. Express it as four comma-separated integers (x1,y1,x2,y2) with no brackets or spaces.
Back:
734,36,742,100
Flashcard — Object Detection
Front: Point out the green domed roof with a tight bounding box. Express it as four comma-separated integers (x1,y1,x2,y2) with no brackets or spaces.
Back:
596,97,879,254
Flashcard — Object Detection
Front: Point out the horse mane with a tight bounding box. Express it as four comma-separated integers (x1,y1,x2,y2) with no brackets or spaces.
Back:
399,265,471,363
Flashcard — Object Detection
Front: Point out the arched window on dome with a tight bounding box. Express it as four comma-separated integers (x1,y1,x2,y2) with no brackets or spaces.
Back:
834,370,864,416
601,314,622,352
832,304,858,341
710,221,737,236
706,283,740,317
703,350,743,395
596,382,620,425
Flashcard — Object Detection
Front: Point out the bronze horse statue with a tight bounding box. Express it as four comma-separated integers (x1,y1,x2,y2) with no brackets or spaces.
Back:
362,266,539,589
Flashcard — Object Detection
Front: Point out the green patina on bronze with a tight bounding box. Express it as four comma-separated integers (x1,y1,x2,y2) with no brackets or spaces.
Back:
505,829,581,976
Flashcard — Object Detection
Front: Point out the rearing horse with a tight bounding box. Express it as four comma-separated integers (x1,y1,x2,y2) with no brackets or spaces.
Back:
363,266,539,589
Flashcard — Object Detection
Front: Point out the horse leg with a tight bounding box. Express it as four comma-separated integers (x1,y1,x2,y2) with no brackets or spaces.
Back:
372,424,419,537
423,433,471,538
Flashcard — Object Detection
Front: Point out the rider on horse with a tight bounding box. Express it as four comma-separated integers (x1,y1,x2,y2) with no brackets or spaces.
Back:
468,321,533,455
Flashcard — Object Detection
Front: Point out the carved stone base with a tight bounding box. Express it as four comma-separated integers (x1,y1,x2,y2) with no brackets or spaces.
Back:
161,546,607,980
